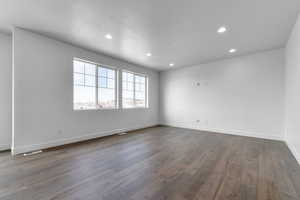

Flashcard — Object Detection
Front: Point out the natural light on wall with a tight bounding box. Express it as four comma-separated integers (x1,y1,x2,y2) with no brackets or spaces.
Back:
73,59,117,110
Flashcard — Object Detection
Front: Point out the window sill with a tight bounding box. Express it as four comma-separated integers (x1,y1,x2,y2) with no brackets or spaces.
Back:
122,107,149,110
73,108,119,111
73,106,149,111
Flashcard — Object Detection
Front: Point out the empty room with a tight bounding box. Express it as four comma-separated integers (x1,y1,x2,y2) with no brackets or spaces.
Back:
1,0,300,199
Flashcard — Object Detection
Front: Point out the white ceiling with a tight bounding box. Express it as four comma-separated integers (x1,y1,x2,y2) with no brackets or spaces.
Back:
0,0,299,71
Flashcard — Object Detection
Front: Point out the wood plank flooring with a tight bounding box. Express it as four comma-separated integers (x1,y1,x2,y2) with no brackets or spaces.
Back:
0,126,300,200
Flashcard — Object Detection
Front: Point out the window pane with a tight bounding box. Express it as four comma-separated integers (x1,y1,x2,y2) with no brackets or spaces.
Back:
99,67,107,77
135,83,140,91
107,79,114,89
135,75,140,83
99,77,107,88
128,82,133,91
85,63,96,75
122,71,147,108
135,101,145,107
123,99,135,108
74,60,84,73
97,67,116,108
107,69,115,79
74,73,84,85
123,90,133,98
122,72,127,80
136,76,145,107
127,73,134,82
74,86,96,110
135,91,145,107
135,81,145,93
135,75,145,83
98,88,115,109
85,75,96,87
122,69,134,108
141,83,145,91
123,90,134,108
122,81,127,90
136,91,145,100
73,59,117,110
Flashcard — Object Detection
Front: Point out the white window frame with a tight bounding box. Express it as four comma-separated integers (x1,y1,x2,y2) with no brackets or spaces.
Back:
121,70,148,109
73,58,118,110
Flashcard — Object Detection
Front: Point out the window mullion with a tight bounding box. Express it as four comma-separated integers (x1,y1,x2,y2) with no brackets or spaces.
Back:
145,77,148,107
133,75,136,106
95,66,99,107
83,64,86,87
116,70,119,109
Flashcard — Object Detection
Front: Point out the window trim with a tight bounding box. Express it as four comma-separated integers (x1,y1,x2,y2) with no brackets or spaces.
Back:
121,70,148,109
73,58,118,111
73,58,149,111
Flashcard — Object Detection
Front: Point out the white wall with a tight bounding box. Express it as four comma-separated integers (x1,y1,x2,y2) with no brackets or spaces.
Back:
12,28,159,154
160,49,285,140
285,14,300,164
0,33,12,150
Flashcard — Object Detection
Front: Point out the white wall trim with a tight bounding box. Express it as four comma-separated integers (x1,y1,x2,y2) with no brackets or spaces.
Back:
201,127,283,141
161,122,284,141
12,124,158,155
285,140,300,165
0,144,10,151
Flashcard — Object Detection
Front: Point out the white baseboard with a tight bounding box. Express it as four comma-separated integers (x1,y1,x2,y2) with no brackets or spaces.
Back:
0,144,10,151
200,127,283,141
12,124,158,155
161,122,283,141
285,140,300,165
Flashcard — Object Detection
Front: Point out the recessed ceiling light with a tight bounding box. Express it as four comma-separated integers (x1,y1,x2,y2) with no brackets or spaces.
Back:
169,63,174,67
105,34,112,39
217,26,227,33
229,48,237,53
146,53,152,57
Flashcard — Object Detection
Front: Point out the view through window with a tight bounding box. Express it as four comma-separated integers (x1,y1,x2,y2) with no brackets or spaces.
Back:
122,71,147,108
73,59,147,110
98,67,116,108
73,59,117,110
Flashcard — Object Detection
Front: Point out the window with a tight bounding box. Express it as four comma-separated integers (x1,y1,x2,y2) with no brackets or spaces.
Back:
97,67,117,109
73,59,117,110
73,59,148,110
122,71,147,108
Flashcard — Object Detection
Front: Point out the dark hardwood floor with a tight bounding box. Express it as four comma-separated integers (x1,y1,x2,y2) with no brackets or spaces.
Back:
1,126,300,200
